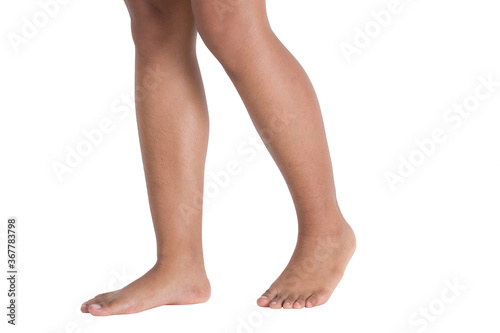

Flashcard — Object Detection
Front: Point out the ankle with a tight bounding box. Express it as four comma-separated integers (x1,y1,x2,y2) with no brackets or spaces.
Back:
298,208,347,236
156,250,205,269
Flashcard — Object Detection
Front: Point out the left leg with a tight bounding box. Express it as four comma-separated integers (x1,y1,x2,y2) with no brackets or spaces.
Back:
191,0,356,309
81,0,210,316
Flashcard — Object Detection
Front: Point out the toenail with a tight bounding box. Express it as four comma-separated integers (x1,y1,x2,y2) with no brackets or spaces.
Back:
271,301,276,305
90,304,101,309
260,296,268,299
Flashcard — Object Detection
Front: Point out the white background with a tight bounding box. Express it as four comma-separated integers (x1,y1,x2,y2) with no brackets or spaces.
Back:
1,0,500,332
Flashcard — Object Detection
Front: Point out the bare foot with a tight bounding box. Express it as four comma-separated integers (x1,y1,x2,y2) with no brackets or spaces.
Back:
81,260,210,316
257,219,356,309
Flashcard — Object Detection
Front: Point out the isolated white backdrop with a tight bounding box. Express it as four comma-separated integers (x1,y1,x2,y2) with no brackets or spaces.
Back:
1,0,499,332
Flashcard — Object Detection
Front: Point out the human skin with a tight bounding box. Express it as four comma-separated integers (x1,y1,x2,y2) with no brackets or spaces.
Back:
81,0,355,316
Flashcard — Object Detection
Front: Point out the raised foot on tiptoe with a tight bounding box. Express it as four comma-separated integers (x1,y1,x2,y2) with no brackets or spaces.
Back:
81,261,210,316
257,221,356,309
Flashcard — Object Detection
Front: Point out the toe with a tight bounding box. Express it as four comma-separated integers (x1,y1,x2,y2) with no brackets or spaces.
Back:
81,303,90,313
269,295,287,309
87,293,114,316
283,295,297,309
82,292,111,314
293,295,307,309
88,302,110,316
257,288,278,307
81,297,98,313
305,291,331,308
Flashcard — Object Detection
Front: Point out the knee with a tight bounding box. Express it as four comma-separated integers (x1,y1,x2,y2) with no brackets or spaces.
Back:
192,0,269,72
125,1,165,46
124,0,195,50
191,0,233,53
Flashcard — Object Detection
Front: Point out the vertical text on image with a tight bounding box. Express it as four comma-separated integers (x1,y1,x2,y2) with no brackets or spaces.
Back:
6,217,18,325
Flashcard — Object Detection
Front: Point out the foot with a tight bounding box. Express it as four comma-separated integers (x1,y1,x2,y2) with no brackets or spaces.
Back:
81,260,210,316
257,219,356,309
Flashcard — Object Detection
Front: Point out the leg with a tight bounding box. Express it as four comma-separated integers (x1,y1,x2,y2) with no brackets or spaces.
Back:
81,0,210,316
191,0,356,309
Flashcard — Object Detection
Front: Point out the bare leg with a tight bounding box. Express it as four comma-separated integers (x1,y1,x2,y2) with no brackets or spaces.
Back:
191,0,356,309
81,0,210,316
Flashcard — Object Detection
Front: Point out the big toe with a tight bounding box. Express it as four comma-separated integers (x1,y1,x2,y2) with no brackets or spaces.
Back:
305,291,331,308
257,289,277,307
81,297,98,313
88,303,110,316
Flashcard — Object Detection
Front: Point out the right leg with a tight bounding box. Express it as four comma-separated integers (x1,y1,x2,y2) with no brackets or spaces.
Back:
81,0,210,316
191,0,355,310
